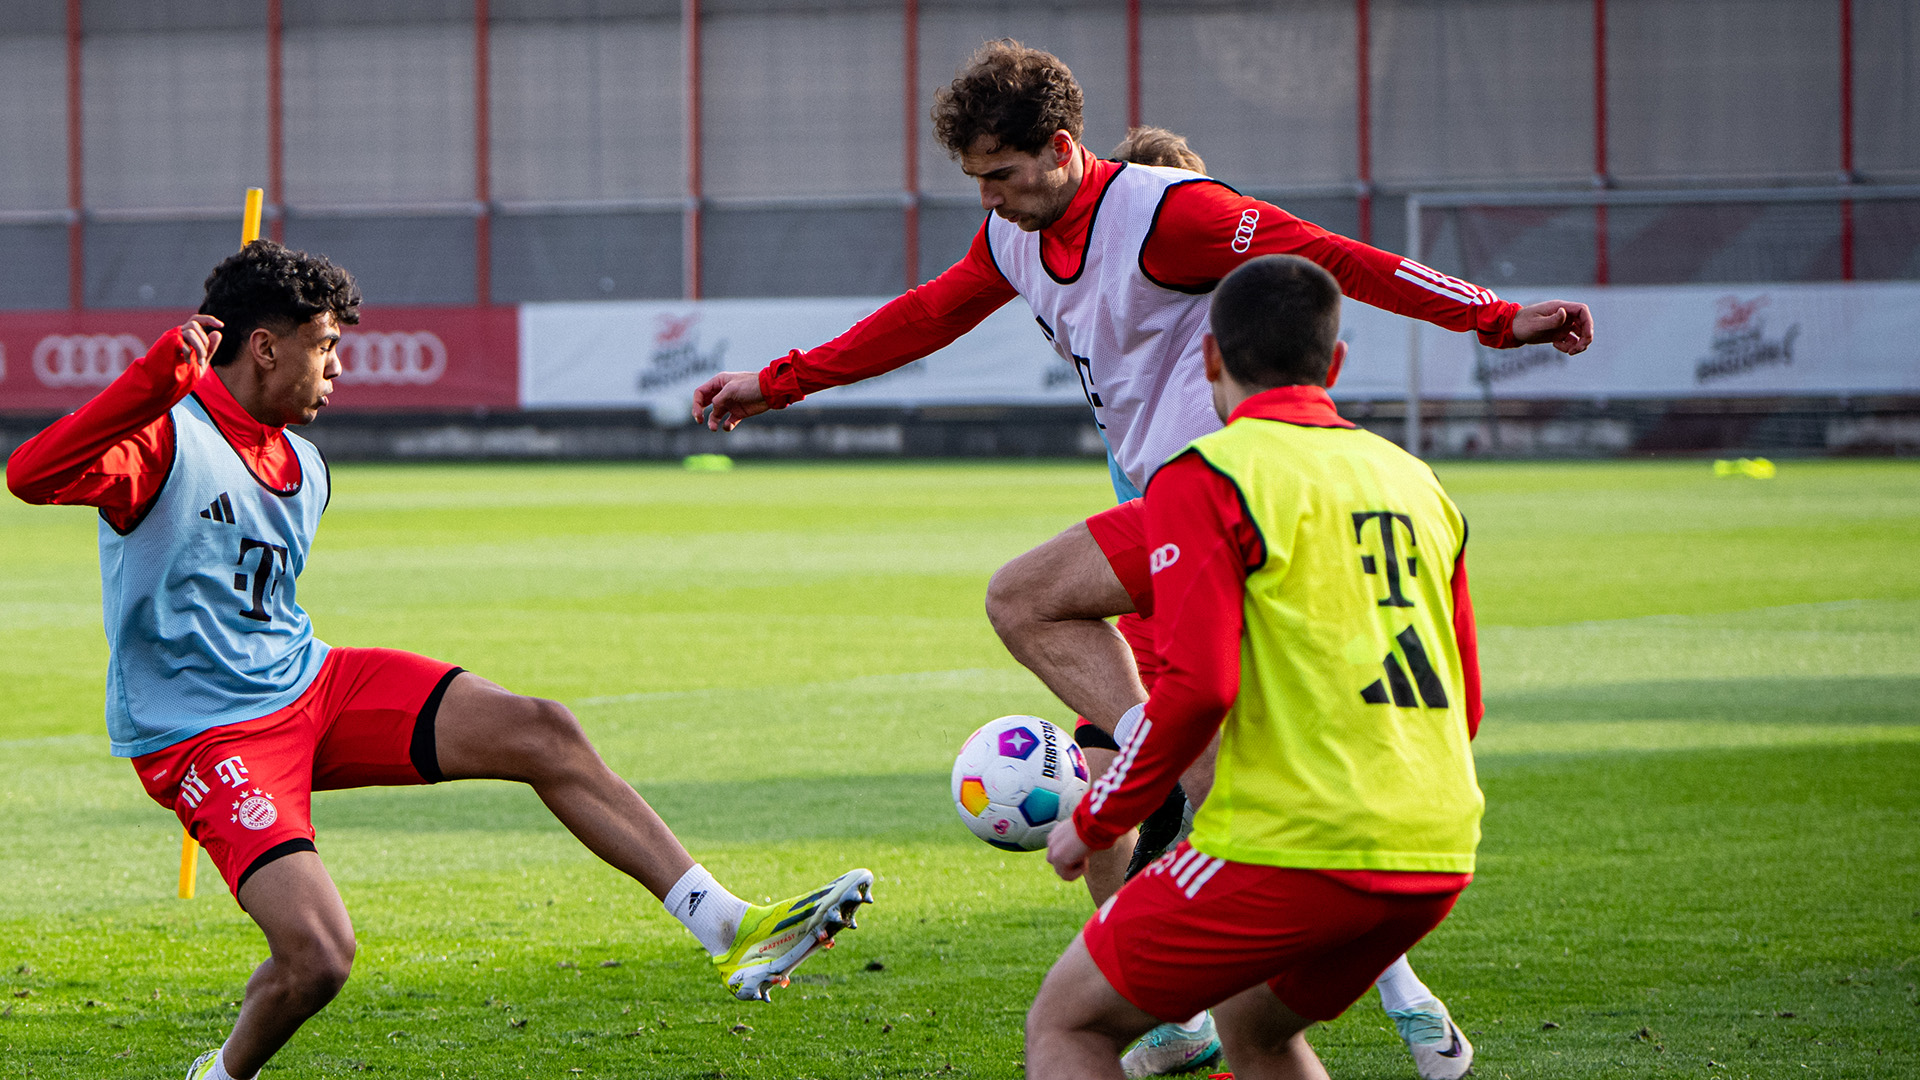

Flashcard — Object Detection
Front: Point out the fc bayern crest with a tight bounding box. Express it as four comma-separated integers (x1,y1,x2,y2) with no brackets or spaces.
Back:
231,790,279,831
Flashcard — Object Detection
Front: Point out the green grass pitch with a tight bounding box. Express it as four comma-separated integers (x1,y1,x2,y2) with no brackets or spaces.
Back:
2,458,1917,1079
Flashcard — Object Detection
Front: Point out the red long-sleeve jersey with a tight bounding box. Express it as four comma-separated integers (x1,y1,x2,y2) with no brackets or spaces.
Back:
6,328,302,530
1073,387,1482,894
759,148,1520,407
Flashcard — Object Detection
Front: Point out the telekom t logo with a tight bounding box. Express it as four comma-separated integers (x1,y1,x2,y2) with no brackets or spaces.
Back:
1351,511,1419,608
214,756,250,788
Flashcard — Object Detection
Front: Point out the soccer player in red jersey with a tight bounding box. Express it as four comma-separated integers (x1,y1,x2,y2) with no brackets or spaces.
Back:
1019,255,1486,1080
692,40,1571,1077
7,242,873,1080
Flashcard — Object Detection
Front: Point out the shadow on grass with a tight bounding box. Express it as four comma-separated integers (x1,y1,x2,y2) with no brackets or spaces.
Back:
312,770,963,847
1486,675,1920,726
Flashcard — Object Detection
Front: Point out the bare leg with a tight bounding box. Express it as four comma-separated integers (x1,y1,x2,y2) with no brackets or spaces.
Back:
1079,746,1136,905
223,853,358,1078
1026,935,1161,1080
986,522,1220,831
987,523,1146,728
1211,981,1331,1080
433,673,695,899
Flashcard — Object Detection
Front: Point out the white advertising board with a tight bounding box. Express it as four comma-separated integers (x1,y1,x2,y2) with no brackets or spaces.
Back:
520,297,1084,421
1334,282,1920,401
521,283,1920,416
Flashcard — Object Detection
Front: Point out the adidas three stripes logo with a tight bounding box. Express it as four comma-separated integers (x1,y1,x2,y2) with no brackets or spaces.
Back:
198,492,236,524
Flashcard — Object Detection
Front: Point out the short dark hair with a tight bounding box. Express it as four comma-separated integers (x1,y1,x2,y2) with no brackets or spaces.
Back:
199,240,361,367
932,39,1083,156
1210,255,1343,387
1112,126,1205,172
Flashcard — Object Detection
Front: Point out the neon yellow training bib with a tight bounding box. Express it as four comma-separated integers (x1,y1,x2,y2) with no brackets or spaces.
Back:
1181,417,1484,873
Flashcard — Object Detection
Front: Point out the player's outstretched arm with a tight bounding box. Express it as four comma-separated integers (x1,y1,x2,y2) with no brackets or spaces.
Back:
1510,300,1595,355
6,315,221,511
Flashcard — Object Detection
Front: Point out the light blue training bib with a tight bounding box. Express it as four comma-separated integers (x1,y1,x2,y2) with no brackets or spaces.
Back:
98,393,330,757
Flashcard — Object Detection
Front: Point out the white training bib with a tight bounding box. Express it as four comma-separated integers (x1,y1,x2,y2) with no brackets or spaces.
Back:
98,393,330,757
988,163,1226,495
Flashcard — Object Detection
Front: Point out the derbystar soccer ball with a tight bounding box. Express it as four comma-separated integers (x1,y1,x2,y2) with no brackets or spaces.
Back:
950,715,1090,851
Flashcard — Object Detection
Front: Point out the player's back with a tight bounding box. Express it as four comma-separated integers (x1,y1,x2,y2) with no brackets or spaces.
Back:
1183,416,1483,875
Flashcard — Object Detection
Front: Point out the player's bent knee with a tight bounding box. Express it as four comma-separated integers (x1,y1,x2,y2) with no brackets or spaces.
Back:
282,932,355,1009
984,557,1045,641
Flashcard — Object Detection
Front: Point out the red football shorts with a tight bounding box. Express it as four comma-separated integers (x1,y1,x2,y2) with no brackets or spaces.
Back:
132,647,462,903
1081,843,1461,1023
1085,499,1153,616
1077,501,1162,748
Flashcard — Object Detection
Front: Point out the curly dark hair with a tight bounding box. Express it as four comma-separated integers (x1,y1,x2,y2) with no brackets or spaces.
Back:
932,39,1083,157
198,240,361,367
1113,126,1206,173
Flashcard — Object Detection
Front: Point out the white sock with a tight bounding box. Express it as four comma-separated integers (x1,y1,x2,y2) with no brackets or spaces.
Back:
213,1043,254,1080
664,864,750,956
1375,954,1439,1013
1176,1011,1208,1033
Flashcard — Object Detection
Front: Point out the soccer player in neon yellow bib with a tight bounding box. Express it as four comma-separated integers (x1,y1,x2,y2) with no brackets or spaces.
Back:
1003,255,1486,1080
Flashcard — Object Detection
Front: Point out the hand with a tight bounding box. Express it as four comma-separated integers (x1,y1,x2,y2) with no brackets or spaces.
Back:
179,314,224,370
1510,300,1594,355
1046,818,1093,881
690,370,770,431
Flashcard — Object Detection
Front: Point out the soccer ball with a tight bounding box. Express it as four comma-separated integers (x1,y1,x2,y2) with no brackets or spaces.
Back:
950,715,1090,851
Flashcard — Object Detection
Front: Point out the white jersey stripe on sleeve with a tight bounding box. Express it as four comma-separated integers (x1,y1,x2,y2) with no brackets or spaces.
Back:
1397,259,1495,305
1084,716,1152,816
1184,857,1226,899
1395,267,1481,307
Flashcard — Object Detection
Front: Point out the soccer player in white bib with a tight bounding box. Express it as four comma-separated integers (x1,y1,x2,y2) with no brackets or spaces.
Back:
7,242,874,1080
691,40,1591,1080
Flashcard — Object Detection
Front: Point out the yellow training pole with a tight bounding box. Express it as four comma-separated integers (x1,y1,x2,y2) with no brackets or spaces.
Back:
177,187,267,902
242,187,264,244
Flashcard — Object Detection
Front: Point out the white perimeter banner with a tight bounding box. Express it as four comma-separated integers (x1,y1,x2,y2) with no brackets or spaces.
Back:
1333,281,1920,401
521,298,1084,422
521,282,1920,417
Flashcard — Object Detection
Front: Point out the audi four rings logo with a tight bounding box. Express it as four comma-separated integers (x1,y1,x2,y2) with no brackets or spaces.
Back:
336,331,447,385
26,330,449,387
33,334,148,387
1230,209,1260,254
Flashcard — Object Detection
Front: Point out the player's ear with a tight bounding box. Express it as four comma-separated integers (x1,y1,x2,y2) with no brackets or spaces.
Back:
1324,340,1347,389
249,326,278,370
1050,130,1075,168
1203,333,1224,383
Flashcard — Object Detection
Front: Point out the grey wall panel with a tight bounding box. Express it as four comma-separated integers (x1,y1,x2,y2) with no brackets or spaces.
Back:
282,216,478,305
1855,0,1920,180
916,202,986,284
917,3,1128,200
1855,201,1920,281
0,35,68,211
702,11,902,198
1373,0,1591,186
702,207,903,297
1608,0,1839,182
0,226,71,310
1141,0,1355,189
284,22,475,206
490,17,683,202
491,211,682,301
83,29,267,210
84,220,237,308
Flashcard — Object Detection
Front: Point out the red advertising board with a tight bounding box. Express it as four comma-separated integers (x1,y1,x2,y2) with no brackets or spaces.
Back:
0,306,519,414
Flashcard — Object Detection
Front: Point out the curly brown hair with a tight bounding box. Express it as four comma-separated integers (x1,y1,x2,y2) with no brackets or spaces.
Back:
199,240,361,367
1112,126,1206,173
932,39,1083,157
